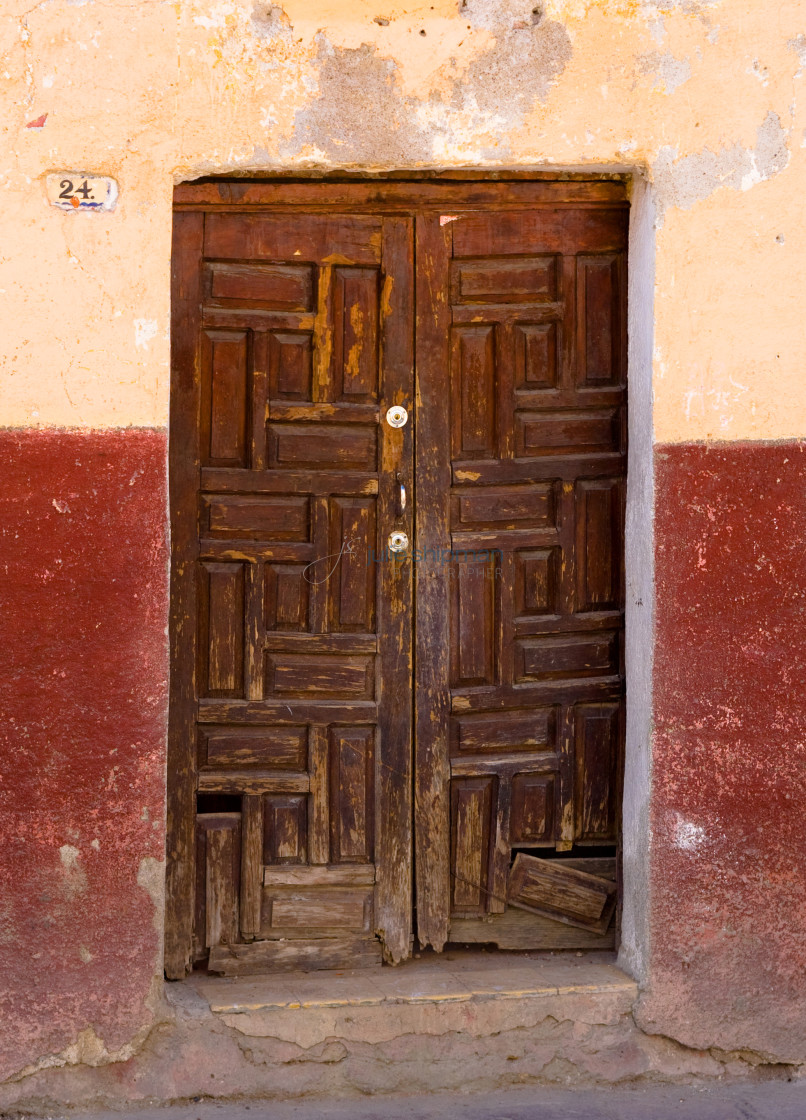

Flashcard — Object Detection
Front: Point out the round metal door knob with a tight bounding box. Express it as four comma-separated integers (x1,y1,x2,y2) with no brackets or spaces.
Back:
385,405,409,428
388,531,409,553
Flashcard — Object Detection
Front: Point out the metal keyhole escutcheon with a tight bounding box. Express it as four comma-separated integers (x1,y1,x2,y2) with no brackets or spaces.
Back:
386,405,408,428
388,531,409,553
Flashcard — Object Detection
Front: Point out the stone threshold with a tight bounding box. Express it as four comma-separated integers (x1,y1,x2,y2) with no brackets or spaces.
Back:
186,947,635,1016
0,951,747,1109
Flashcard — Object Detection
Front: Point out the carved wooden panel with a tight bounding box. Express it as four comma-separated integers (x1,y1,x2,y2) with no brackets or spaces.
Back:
415,201,627,949
169,182,627,977
169,208,414,976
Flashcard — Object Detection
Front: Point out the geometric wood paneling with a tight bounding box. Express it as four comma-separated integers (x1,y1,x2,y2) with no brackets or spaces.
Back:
200,726,308,769
576,480,621,611
169,182,627,976
575,702,621,842
451,326,496,459
329,726,375,864
515,548,560,616
170,206,414,975
203,332,248,467
269,333,313,401
265,564,309,632
450,777,494,915
201,562,244,697
262,794,307,864
515,322,559,390
577,255,621,386
511,773,555,844
209,263,314,310
194,812,241,957
431,204,627,944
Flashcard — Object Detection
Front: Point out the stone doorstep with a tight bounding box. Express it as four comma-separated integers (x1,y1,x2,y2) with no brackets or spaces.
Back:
178,949,638,1050
1,951,744,1109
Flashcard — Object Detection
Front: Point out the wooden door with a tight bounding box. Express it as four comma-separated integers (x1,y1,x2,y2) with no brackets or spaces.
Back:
167,180,628,976
166,209,414,977
414,205,627,952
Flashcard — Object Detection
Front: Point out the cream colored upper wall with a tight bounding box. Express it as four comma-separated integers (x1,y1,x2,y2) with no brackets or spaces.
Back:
1,0,805,440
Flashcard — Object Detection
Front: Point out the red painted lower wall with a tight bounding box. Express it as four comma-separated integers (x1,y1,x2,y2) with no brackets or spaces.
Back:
642,442,806,1059
0,429,168,1081
1,430,803,1079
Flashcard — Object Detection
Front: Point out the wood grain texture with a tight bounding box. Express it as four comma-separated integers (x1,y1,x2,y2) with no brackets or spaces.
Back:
239,794,263,938
208,936,382,975
170,203,418,972
444,205,627,941
175,179,628,210
170,181,627,972
508,852,617,934
374,216,415,962
263,864,375,887
414,214,453,951
166,210,205,979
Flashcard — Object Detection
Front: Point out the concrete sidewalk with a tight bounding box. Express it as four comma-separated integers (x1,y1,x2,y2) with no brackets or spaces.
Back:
35,1081,806,1120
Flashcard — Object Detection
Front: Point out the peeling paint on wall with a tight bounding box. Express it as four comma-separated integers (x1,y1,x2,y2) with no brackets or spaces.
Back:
652,110,790,221
637,50,691,94
281,7,571,164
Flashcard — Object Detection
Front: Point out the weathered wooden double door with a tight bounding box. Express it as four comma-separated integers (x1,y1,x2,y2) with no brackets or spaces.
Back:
166,179,627,978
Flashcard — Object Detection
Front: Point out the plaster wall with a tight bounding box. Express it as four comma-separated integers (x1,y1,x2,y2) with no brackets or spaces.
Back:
1,0,806,1090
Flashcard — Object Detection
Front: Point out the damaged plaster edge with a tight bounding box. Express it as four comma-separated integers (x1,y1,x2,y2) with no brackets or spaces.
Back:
631,1016,806,1072
170,160,640,186
0,423,170,433
3,991,803,1109
2,858,171,1089
619,170,656,990
2,975,172,1087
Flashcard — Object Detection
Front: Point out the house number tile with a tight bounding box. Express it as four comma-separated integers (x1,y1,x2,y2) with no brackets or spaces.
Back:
46,173,118,212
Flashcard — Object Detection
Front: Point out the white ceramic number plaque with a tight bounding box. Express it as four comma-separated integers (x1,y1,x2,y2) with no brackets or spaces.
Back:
46,173,118,212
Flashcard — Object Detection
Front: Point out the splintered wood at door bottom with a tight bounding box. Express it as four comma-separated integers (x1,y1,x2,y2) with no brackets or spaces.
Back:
208,936,383,976
507,853,617,935
449,857,617,950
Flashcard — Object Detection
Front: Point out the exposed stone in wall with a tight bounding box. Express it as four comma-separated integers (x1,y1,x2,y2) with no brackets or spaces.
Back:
281,3,571,164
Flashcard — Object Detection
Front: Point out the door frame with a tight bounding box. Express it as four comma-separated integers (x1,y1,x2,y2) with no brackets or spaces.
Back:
166,174,632,977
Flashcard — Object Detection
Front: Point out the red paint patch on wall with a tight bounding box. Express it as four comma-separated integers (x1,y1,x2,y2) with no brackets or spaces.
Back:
640,442,806,1060
0,429,168,1080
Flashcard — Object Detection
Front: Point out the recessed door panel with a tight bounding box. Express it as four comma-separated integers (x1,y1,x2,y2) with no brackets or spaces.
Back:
168,207,414,977
415,201,627,952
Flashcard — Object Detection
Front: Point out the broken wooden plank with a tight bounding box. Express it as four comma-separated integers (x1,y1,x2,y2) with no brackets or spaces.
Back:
449,908,615,950
507,852,616,935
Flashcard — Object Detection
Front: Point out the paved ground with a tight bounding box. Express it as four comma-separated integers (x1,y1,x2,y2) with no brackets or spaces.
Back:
23,1081,806,1120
